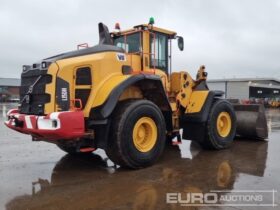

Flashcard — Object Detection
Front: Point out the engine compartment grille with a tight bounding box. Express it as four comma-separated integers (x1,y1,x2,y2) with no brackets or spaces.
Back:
19,66,52,115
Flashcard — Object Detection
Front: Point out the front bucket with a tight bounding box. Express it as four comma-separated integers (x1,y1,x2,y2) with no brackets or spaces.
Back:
232,104,268,140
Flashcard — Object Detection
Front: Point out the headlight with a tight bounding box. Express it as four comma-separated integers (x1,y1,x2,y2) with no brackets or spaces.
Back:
41,62,47,68
41,61,51,69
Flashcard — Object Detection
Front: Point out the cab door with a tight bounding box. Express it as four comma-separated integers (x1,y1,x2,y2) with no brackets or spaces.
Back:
73,66,92,109
150,32,168,73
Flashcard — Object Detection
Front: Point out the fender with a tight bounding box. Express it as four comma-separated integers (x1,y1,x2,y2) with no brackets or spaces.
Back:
181,90,224,142
181,90,224,123
89,74,172,120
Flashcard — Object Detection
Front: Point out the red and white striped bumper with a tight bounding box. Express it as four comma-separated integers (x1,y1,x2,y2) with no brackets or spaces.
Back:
4,109,85,140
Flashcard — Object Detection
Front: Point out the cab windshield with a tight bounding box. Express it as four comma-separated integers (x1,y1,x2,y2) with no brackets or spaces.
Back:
113,32,141,53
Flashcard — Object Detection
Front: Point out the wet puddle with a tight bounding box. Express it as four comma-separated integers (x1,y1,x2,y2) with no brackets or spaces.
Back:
0,103,279,209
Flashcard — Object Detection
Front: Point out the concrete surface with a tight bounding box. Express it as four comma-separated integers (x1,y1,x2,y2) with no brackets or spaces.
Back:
0,103,279,210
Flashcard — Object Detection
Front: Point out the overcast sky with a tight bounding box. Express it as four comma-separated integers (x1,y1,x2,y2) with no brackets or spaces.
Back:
0,0,280,79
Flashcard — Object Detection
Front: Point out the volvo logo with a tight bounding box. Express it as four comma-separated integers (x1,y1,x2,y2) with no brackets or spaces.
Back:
116,53,126,61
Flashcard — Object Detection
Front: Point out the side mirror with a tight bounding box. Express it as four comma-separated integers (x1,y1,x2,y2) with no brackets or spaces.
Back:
177,36,184,51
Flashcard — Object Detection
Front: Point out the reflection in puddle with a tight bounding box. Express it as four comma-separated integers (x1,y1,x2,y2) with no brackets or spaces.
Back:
5,140,269,210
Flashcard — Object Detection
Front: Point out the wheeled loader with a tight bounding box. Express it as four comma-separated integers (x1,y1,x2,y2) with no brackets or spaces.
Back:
4,18,268,168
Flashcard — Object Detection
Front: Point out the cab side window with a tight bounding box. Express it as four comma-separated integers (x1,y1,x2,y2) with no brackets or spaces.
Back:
113,32,141,53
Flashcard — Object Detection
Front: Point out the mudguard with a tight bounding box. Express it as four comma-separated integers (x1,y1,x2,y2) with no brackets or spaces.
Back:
181,91,224,141
90,74,172,121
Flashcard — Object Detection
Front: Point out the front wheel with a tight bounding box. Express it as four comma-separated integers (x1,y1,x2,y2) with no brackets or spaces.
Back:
105,100,166,169
201,100,236,149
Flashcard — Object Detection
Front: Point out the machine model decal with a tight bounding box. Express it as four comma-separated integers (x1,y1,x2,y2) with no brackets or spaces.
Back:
56,78,70,111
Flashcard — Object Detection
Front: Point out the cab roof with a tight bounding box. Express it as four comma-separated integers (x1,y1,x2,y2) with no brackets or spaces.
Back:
111,24,177,38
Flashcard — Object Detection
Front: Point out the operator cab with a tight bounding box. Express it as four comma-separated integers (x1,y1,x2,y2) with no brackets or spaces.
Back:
110,18,183,74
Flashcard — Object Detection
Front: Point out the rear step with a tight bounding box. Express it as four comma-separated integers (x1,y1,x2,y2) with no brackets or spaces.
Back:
172,133,182,145
80,147,96,153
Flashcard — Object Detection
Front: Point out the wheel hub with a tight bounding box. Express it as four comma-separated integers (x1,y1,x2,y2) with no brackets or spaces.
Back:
216,112,232,137
133,117,157,152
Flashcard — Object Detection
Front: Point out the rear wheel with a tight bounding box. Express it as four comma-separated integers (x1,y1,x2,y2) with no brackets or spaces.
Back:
105,100,166,169
201,100,236,149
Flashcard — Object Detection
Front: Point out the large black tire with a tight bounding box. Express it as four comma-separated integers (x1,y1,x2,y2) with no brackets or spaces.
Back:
201,100,236,149
105,100,166,169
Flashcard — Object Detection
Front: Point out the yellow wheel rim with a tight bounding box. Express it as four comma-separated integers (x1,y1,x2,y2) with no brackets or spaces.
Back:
133,117,157,152
216,112,231,137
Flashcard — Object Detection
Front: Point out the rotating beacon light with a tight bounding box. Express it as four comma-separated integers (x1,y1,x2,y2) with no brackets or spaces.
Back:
149,17,155,25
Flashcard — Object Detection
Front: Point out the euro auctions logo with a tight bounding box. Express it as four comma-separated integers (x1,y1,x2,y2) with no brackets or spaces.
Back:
166,190,278,207
167,192,218,205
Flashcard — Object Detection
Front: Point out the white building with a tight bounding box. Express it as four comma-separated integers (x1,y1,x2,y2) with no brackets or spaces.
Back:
208,78,280,100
